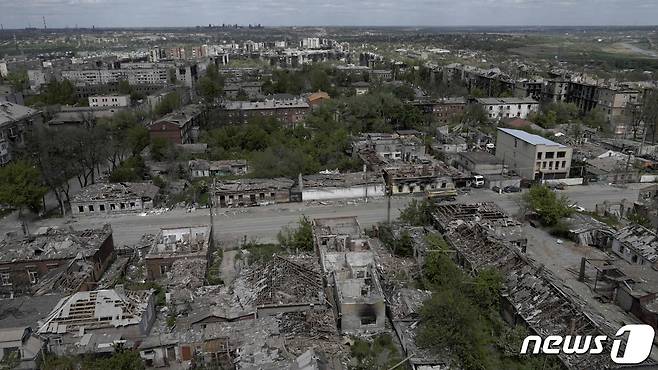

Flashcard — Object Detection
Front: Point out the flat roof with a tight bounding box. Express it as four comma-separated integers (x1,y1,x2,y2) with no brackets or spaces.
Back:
498,128,566,147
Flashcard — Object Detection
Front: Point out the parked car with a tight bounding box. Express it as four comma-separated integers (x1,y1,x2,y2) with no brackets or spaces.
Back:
503,186,521,193
569,204,585,212
547,182,566,190
492,186,501,194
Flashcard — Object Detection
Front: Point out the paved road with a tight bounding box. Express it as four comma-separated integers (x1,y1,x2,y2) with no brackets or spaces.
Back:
0,183,642,247
2,197,416,247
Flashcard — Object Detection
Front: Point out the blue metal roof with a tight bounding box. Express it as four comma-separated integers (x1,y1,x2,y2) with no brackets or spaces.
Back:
498,128,565,147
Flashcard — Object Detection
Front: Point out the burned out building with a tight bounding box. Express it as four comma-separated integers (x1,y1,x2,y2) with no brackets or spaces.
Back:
383,164,455,195
188,159,248,178
147,104,204,144
312,217,386,334
0,101,42,166
352,133,426,163
145,225,212,281
37,287,155,355
410,97,466,125
213,178,294,208
0,225,114,297
219,98,310,127
70,182,159,217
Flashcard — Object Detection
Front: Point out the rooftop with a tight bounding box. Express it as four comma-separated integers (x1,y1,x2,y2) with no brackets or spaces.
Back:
477,97,538,105
214,177,294,193
0,225,112,263
0,295,66,330
151,104,202,128
615,224,658,263
498,128,566,147
223,98,309,110
71,182,159,203
0,101,38,127
37,288,153,335
301,172,383,188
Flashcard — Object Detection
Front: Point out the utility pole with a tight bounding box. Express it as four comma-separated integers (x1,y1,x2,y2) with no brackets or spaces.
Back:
42,16,47,30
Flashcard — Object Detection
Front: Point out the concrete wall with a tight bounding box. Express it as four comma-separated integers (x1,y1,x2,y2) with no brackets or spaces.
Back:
339,301,386,333
302,185,385,201
543,178,583,186
641,174,658,183
71,197,155,217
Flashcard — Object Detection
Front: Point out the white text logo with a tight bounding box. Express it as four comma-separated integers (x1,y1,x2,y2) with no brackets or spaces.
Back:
520,324,655,364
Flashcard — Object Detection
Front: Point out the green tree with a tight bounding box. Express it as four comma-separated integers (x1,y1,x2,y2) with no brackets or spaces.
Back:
153,92,181,116
197,64,224,102
5,70,28,92
150,137,175,162
277,216,314,251
0,161,48,214
523,185,573,226
399,199,434,226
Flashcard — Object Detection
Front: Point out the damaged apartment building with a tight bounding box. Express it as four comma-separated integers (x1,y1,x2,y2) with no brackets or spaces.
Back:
0,225,114,298
38,287,155,356
145,225,212,281
312,216,386,333
213,178,295,208
70,182,159,217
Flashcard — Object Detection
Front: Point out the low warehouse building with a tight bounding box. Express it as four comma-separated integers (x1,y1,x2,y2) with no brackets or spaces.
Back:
70,182,159,217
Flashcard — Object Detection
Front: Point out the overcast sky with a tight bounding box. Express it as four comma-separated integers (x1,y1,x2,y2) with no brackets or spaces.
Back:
1,0,657,29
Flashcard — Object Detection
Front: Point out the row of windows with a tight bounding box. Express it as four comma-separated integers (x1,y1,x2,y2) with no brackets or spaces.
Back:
488,104,533,111
537,151,567,160
219,192,276,202
1,269,41,286
77,202,137,213
536,160,568,170
397,182,448,193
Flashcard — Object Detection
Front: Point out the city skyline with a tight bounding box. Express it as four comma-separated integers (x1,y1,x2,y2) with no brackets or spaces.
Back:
1,0,658,29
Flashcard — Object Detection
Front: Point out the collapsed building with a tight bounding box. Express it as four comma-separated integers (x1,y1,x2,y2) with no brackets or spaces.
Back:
141,315,343,369
145,254,343,369
0,225,114,297
612,224,658,267
431,205,657,369
144,225,212,281
352,132,426,163
213,178,295,208
70,182,159,217
312,217,386,333
37,287,155,356
432,202,527,250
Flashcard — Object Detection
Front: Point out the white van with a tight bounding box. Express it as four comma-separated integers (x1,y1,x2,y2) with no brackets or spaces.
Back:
472,175,485,188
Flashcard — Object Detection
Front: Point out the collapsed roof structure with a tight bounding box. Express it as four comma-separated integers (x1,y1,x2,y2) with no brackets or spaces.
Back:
433,207,657,369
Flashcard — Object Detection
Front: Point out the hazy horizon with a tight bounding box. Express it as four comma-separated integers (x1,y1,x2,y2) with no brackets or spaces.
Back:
1,0,658,30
